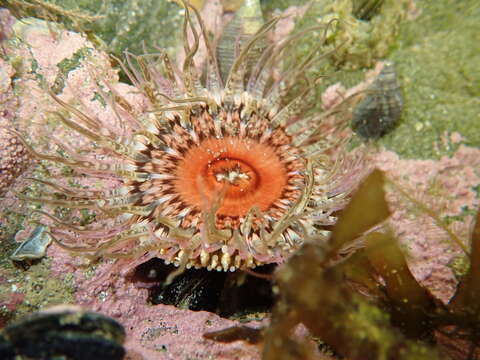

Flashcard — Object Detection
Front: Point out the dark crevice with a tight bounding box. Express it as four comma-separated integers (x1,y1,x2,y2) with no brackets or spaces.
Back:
131,258,275,319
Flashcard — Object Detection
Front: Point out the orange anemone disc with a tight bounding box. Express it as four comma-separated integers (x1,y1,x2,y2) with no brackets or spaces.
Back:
174,137,287,218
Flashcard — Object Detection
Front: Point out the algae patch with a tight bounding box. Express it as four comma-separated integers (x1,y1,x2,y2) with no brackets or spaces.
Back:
0,238,75,325
377,0,480,159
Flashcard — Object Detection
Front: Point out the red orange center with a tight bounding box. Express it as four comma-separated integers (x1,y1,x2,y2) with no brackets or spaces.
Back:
174,137,287,218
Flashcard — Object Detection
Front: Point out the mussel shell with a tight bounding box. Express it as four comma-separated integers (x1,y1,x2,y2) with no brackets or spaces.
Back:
1,307,126,360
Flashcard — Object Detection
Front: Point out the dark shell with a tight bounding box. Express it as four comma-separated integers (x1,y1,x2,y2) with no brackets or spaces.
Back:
352,0,385,21
351,61,403,139
137,258,274,318
0,334,15,360
0,306,126,360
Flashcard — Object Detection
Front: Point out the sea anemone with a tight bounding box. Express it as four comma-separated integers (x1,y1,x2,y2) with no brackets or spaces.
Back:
16,0,363,272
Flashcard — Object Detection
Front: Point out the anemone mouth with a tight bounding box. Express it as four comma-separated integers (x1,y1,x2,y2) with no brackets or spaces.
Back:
175,136,287,219
170,110,306,233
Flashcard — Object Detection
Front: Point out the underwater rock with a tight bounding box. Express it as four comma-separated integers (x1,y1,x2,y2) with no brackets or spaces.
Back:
293,0,410,70
0,125,30,196
0,57,29,196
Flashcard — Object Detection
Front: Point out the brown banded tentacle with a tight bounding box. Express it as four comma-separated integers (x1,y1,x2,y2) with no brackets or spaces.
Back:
50,226,150,255
50,110,102,143
48,91,104,132
50,136,98,163
247,25,328,97
120,51,172,106
223,17,280,96
264,160,314,245
114,53,151,100
25,177,128,200
33,209,136,235
155,92,211,106
18,184,148,212
185,1,223,92
15,194,98,209
289,104,348,147
49,232,108,253
160,52,185,98
181,1,201,97
96,77,143,132
5,127,85,167
150,105,190,114
264,24,345,110
270,86,313,127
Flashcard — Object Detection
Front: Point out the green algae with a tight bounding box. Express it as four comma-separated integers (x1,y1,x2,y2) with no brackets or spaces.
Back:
90,91,107,107
57,45,92,77
295,0,480,159
0,168,76,322
6,0,479,159
290,0,409,71
0,239,75,325
0,210,26,246
6,0,184,59
260,0,308,16
12,258,75,314
266,0,480,159
52,47,93,94
380,0,480,159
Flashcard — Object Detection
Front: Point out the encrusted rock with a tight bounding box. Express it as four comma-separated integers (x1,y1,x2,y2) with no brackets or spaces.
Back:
0,126,30,196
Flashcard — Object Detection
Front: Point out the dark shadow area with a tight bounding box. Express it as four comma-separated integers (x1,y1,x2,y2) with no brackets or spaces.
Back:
131,258,275,319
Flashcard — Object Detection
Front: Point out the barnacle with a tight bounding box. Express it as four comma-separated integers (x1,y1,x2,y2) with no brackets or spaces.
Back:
17,1,361,272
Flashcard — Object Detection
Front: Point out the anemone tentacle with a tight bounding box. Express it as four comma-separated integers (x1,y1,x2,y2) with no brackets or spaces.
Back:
18,0,364,272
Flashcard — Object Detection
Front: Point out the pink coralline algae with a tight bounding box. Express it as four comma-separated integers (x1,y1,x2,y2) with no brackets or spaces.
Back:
0,59,30,196
0,124,30,196
46,243,263,360
373,143,480,303
0,10,120,199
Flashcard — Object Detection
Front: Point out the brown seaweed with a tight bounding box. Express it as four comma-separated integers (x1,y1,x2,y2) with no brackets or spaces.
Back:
205,169,480,360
